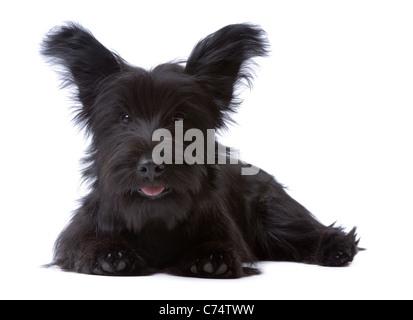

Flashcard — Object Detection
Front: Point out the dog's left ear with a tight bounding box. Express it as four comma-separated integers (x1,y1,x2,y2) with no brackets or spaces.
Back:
185,24,269,128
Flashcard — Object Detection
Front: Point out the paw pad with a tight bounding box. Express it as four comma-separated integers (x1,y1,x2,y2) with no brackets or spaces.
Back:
189,252,235,278
93,250,136,275
101,252,127,272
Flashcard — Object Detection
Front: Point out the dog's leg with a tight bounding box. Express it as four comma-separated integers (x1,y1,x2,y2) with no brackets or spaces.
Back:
52,200,153,276
55,228,153,276
167,206,259,279
168,241,245,279
253,177,360,266
71,235,153,276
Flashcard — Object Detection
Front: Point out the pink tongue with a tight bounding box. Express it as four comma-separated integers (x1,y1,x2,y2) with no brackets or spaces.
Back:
141,186,165,196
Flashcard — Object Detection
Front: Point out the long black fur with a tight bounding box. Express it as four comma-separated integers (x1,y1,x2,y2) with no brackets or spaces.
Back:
41,23,360,278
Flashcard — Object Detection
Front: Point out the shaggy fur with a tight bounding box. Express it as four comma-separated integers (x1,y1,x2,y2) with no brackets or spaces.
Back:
42,23,360,278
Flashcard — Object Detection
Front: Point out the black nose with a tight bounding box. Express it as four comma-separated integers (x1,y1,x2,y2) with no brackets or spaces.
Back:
137,156,165,181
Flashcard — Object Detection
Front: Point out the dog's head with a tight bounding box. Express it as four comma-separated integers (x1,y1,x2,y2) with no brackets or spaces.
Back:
42,23,268,230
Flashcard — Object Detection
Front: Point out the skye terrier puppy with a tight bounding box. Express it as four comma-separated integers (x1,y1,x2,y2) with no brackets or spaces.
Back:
42,23,360,277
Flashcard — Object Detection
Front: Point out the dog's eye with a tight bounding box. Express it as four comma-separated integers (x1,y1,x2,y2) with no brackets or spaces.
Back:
173,112,186,122
121,114,131,124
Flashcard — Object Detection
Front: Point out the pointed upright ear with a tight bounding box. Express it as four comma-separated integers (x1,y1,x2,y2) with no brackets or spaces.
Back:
41,22,125,123
185,24,269,127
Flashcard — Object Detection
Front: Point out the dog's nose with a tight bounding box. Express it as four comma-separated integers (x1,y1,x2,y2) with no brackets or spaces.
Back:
137,157,165,181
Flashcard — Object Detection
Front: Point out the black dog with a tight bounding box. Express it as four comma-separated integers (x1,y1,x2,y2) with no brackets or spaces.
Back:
42,23,360,278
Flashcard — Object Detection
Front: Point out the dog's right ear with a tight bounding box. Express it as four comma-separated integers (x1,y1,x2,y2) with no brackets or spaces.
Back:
41,22,124,126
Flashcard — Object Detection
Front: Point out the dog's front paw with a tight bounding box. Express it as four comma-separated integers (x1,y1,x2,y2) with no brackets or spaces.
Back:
172,244,247,279
75,241,151,276
90,250,140,276
320,227,359,267
189,252,238,278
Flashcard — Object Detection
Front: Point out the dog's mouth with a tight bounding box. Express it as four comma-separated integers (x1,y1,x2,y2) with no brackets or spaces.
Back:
138,186,171,199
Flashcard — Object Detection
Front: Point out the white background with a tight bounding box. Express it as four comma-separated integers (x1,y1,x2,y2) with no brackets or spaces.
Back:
1,0,412,300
